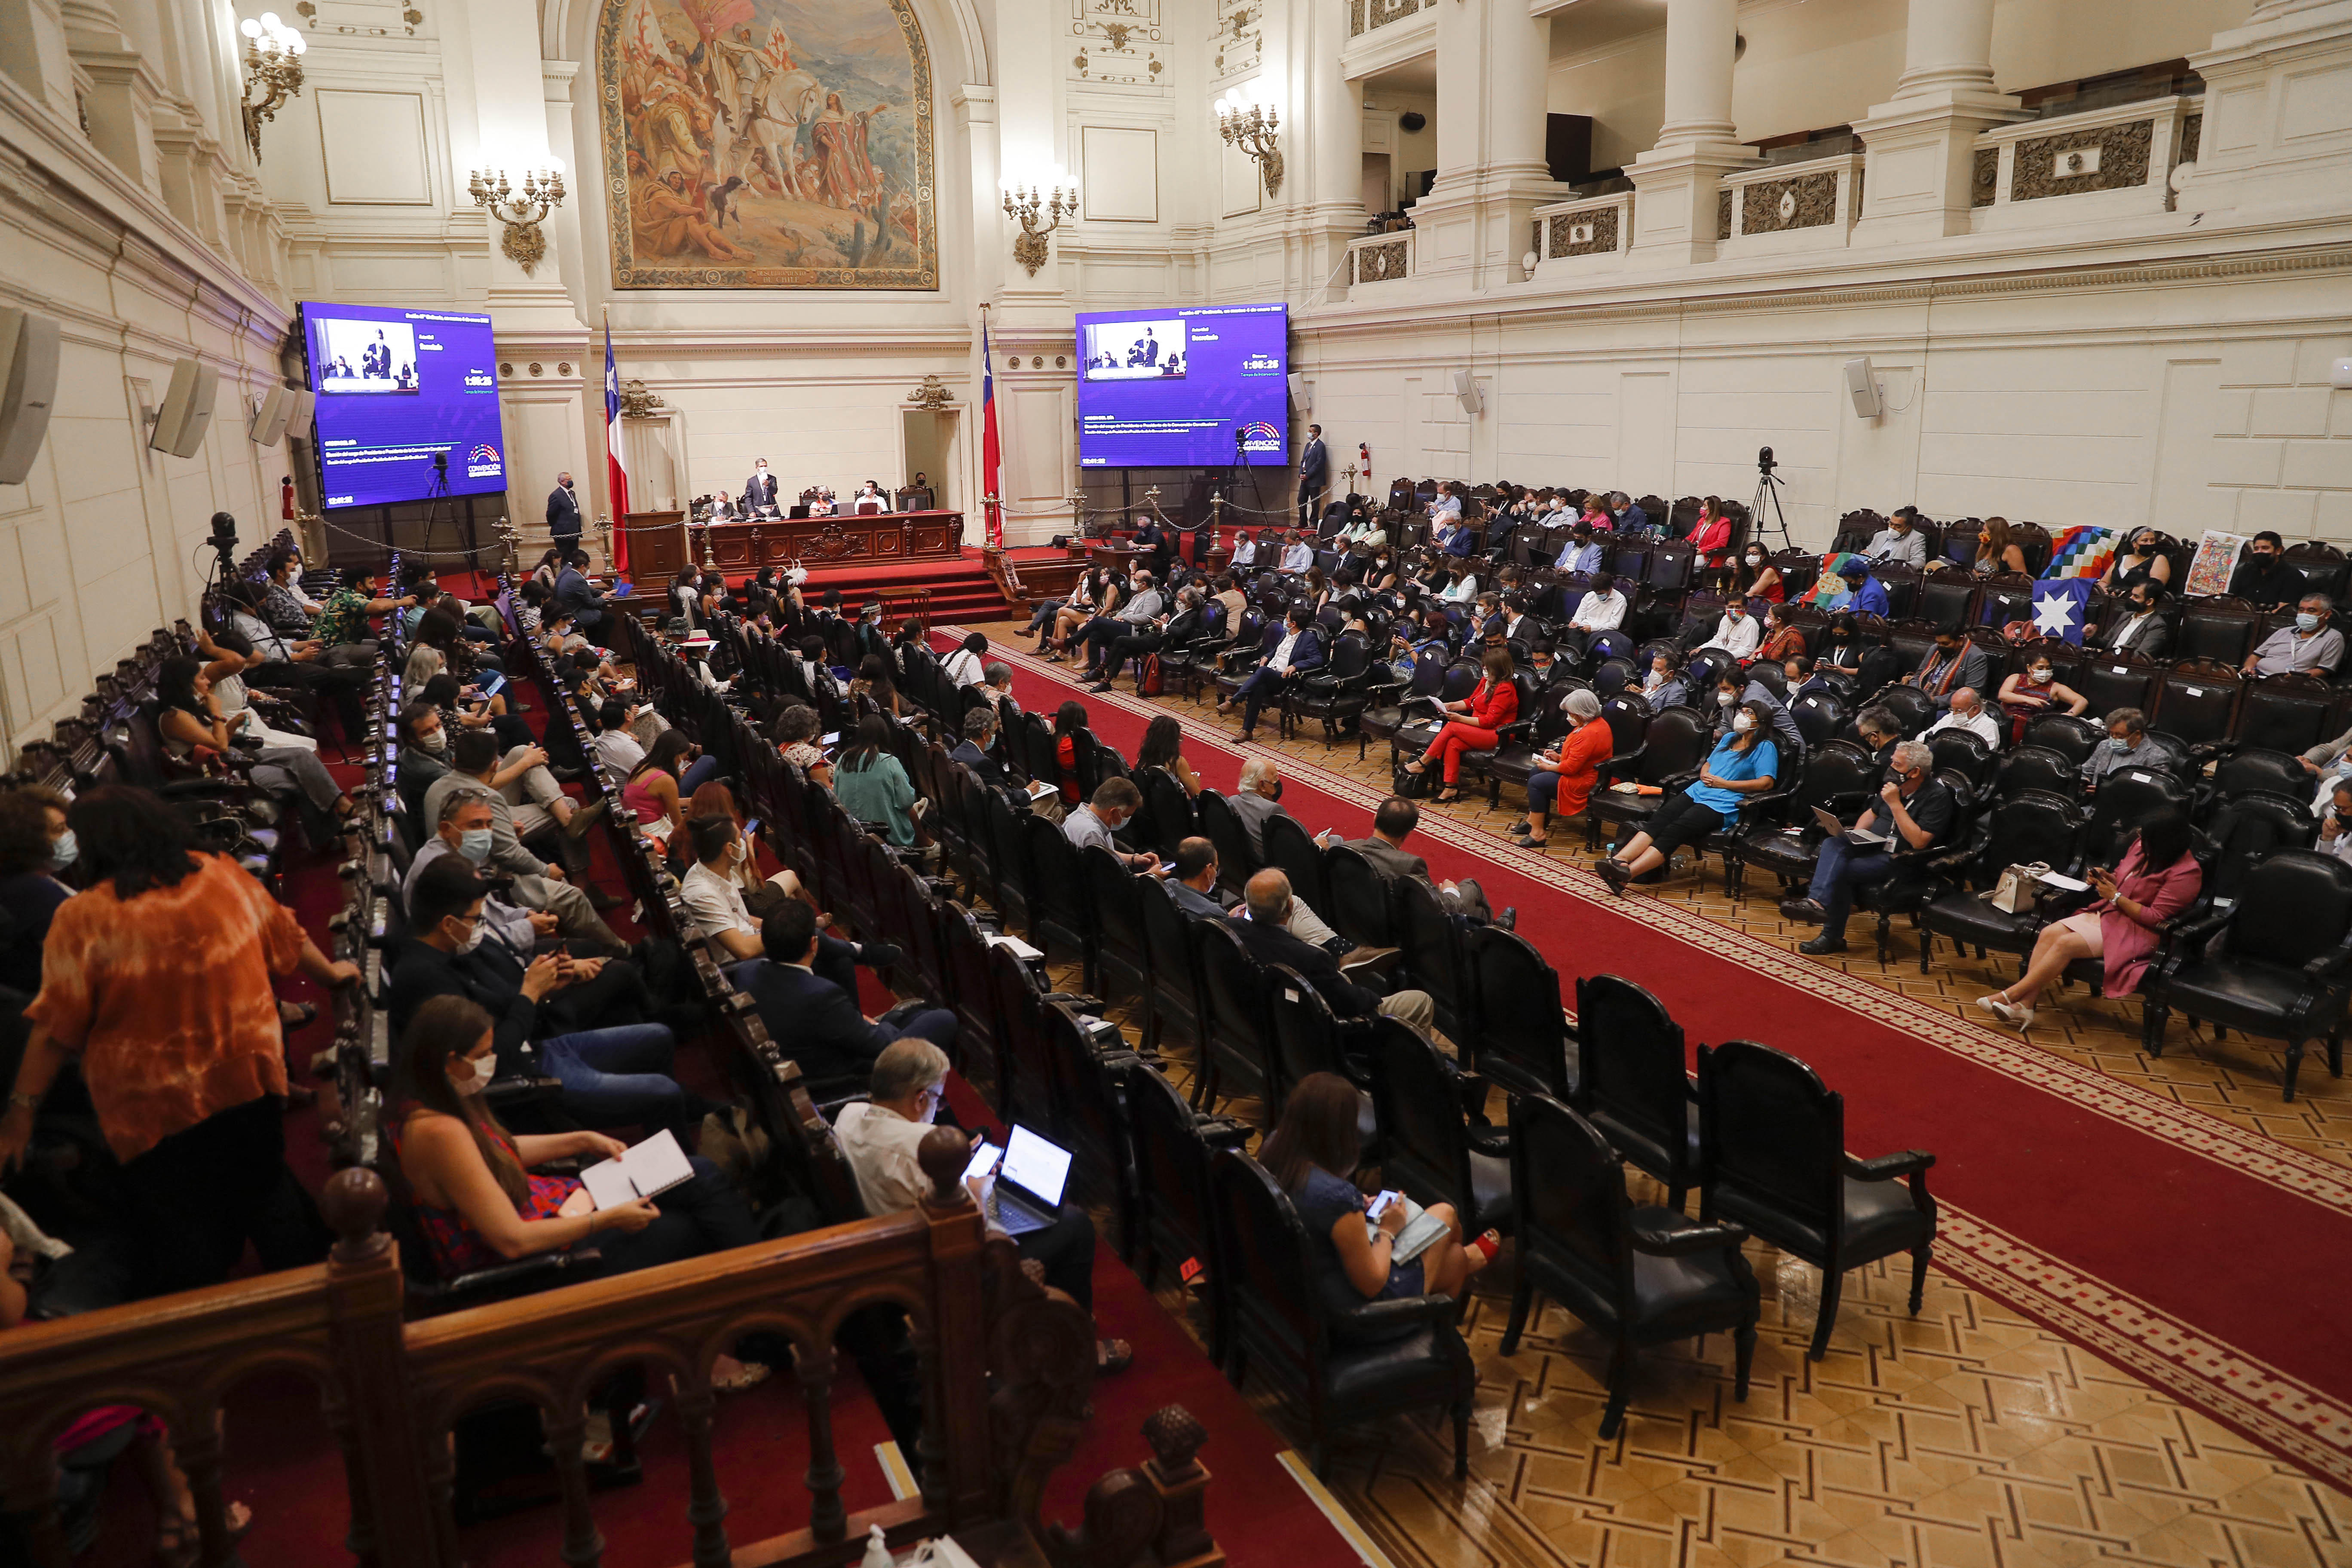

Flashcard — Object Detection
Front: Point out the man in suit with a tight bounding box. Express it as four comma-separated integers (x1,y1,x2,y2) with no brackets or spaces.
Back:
1164,836,1231,919
553,548,609,634
732,901,956,1088
1091,585,1203,691
1227,870,1436,1033
1296,423,1329,527
2099,583,2172,660
742,459,779,515
1332,796,1502,924
951,706,1013,790
1903,625,1992,711
547,471,582,554
1220,606,1324,742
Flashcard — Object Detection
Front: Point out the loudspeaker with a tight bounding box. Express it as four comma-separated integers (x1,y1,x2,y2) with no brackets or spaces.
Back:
249,383,294,446
0,306,60,486
1452,368,1482,415
1288,371,1310,411
286,387,315,441
150,357,217,457
1844,356,1881,420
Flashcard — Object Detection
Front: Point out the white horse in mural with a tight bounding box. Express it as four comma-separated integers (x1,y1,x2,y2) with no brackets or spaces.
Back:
745,64,824,199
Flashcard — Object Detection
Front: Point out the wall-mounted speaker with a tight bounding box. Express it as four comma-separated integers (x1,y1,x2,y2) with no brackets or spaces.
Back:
249,383,294,446
1844,356,1882,420
0,306,61,486
1288,371,1310,411
286,387,315,441
1398,110,1426,134
1452,368,1483,416
150,357,218,457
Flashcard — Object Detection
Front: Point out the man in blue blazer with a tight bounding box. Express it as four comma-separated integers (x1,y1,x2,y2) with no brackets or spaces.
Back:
1219,605,1324,743
731,901,957,1090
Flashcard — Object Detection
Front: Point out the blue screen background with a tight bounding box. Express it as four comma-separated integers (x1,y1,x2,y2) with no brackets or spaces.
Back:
301,303,508,509
1075,303,1289,468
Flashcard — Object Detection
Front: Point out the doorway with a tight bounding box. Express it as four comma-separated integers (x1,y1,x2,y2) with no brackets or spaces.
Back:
901,408,954,509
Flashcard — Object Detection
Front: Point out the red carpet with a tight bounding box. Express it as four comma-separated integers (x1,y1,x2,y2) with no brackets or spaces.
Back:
944,627,2352,1493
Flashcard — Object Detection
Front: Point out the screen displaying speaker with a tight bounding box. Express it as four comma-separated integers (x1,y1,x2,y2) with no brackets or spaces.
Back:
299,302,506,509
1074,302,1289,468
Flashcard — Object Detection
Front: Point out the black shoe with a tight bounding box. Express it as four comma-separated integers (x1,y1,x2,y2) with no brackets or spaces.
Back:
1088,682,1115,694
1495,907,1517,931
1505,820,1531,835
587,887,627,911
1778,897,1828,923
551,764,585,783
1595,859,1632,896
1798,934,1848,956
859,941,904,971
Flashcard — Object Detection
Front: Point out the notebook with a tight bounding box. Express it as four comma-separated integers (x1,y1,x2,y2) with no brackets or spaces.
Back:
1366,1194,1452,1265
579,1128,696,1210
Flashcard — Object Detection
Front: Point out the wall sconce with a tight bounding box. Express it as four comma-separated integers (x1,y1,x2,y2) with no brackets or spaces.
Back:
1217,90,1282,196
468,163,567,274
237,12,306,160
1001,180,1076,277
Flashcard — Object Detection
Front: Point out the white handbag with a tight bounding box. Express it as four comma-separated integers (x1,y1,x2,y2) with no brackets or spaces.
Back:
1987,861,2050,916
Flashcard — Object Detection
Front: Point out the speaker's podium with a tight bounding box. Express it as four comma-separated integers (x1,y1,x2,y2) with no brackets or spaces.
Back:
625,509,689,579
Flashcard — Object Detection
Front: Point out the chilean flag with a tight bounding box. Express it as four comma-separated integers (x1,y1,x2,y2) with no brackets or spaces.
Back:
603,325,630,573
980,319,1002,549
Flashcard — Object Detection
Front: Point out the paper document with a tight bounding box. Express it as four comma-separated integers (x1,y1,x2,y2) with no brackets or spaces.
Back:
2038,872,2091,892
985,933,1044,961
1366,1195,1452,1265
579,1127,696,1210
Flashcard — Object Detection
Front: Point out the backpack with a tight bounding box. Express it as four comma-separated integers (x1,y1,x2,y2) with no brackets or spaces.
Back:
1392,762,1431,799
1138,652,1164,697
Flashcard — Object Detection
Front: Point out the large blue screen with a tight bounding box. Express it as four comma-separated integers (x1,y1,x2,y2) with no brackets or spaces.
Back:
300,303,507,509
1075,303,1288,468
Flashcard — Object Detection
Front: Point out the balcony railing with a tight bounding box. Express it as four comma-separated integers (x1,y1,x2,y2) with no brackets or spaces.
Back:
1974,95,2202,227
1350,0,1424,38
1349,228,1414,285
1531,191,1632,269
1717,152,1866,257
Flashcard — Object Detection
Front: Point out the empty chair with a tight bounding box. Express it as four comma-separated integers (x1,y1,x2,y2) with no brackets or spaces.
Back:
1137,879,1209,1057
1464,924,1576,1102
1498,1094,1757,1439
1323,844,1404,951
1261,810,1332,913
2144,850,2352,1101
1128,1063,1250,1353
1573,974,1699,1210
1367,1020,1513,1240
1194,789,1258,896
1196,919,1278,1112
1212,1149,1477,1478
1081,843,1149,1008
1697,1040,1937,1360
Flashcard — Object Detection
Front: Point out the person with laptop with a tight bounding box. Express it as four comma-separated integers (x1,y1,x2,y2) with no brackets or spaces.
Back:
833,1040,1131,1374
1779,739,1955,956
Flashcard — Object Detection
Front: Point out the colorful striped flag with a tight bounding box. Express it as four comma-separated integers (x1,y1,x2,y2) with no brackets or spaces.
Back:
603,319,629,573
980,318,1002,549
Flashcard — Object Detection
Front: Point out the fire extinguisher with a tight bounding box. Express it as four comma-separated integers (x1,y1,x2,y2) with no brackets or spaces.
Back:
281,475,295,520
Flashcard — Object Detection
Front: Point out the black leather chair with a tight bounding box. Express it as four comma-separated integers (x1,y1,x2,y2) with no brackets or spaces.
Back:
1358,649,1448,761
1914,789,2084,975
2144,849,2352,1101
1697,1040,1936,1360
983,787,1034,936
940,901,1006,1112
1500,1094,1756,1438
1584,707,1709,852
1136,764,1197,860
1042,998,1141,1256
1730,741,1880,896
1127,1063,1250,1355
1398,873,1472,1041
1211,1150,1476,1478
1286,631,1376,745
1137,880,1209,1058
1323,844,1405,951
1081,844,1149,1008
1262,810,1332,913
1195,789,1259,897
1196,919,1278,1113
1991,744,2078,801
1367,1020,1513,1240
1266,967,1379,1142
1464,924,1576,1102
1026,812,1096,987
2020,712,2104,766
1573,974,1698,1211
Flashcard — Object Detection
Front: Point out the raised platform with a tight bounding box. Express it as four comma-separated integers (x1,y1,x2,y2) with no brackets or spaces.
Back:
788,544,1064,622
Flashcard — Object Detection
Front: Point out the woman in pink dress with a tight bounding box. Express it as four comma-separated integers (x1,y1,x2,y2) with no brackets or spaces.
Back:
1978,812,2202,1031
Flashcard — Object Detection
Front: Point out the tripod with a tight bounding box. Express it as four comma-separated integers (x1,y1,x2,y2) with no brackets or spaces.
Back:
418,453,459,565
1224,427,1270,529
1748,465,1794,554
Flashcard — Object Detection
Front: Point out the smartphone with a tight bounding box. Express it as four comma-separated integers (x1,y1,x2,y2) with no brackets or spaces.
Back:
1366,1189,1403,1221
962,1140,1002,1184
743,818,761,837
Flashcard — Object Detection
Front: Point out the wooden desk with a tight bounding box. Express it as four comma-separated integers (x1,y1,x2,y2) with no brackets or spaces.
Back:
689,510,965,574
624,509,689,579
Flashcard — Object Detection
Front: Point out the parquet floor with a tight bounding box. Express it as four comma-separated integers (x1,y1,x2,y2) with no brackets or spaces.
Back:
962,618,2352,1568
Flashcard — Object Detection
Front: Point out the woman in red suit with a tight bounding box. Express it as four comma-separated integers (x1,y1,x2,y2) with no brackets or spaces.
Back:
1405,646,1519,803
1977,812,2202,1032
1687,496,1733,563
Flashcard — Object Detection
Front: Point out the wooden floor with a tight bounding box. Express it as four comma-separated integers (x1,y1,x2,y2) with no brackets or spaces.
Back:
965,619,2352,1568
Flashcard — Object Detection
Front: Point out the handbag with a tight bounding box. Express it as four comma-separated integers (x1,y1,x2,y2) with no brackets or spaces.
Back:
1987,861,2050,915
1138,652,1164,696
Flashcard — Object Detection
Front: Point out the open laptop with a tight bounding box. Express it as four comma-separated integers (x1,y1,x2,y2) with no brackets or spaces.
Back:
988,1124,1074,1236
1811,805,1889,848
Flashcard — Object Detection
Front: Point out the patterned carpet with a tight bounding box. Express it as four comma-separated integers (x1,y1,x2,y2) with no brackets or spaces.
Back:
948,618,2352,1568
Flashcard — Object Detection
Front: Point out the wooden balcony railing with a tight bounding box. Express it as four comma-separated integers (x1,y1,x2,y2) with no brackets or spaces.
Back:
0,1141,1224,1568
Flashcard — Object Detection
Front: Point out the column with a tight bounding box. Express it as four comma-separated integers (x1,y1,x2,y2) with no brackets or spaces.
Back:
1412,0,1570,289
0,0,79,120
61,0,164,193
1625,0,1755,264
2181,0,2352,223
1299,0,1363,297
1848,0,2025,244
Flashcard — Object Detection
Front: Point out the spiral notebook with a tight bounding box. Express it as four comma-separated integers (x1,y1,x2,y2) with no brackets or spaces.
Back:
579,1128,695,1210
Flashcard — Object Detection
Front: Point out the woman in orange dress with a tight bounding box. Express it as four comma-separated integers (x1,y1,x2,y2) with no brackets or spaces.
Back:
0,786,359,1295
1512,689,1613,848
1406,646,1520,803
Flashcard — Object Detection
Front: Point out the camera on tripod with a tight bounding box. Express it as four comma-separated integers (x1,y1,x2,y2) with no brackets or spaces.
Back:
432,450,450,475
1757,445,1777,476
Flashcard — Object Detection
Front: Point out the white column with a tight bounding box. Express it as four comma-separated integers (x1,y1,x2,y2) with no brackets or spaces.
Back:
1625,0,1753,265
1848,0,2024,243
61,0,164,193
1300,0,1363,297
0,0,80,120
2182,0,2352,224
1409,0,1568,289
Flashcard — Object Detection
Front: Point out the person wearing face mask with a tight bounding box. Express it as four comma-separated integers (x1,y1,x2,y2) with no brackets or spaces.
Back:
1595,700,1781,894
2100,528,2172,596
547,470,582,554
1714,670,1807,765
1819,613,1864,669
0,784,77,995
1698,599,1763,662
836,1038,1131,1375
2228,531,2300,609
1785,654,1832,702
390,858,714,1134
742,458,779,516
2244,595,2345,679
1074,570,1164,680
1641,650,1690,710
2099,584,2172,659
1567,572,1627,638
1903,626,1991,711
1554,524,1605,576
1510,689,1612,849
2318,782,2352,871
1685,496,1733,563
731,899,954,1093
1996,656,2088,739
1062,778,1165,873
1781,739,1954,954
1925,687,2001,749
1750,606,1805,667
1,786,360,1295
1732,545,1783,603
386,995,767,1391
2080,708,2157,792
1862,507,1929,567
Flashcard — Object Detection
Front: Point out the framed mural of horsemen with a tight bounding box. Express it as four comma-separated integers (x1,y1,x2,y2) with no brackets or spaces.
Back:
598,0,939,288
